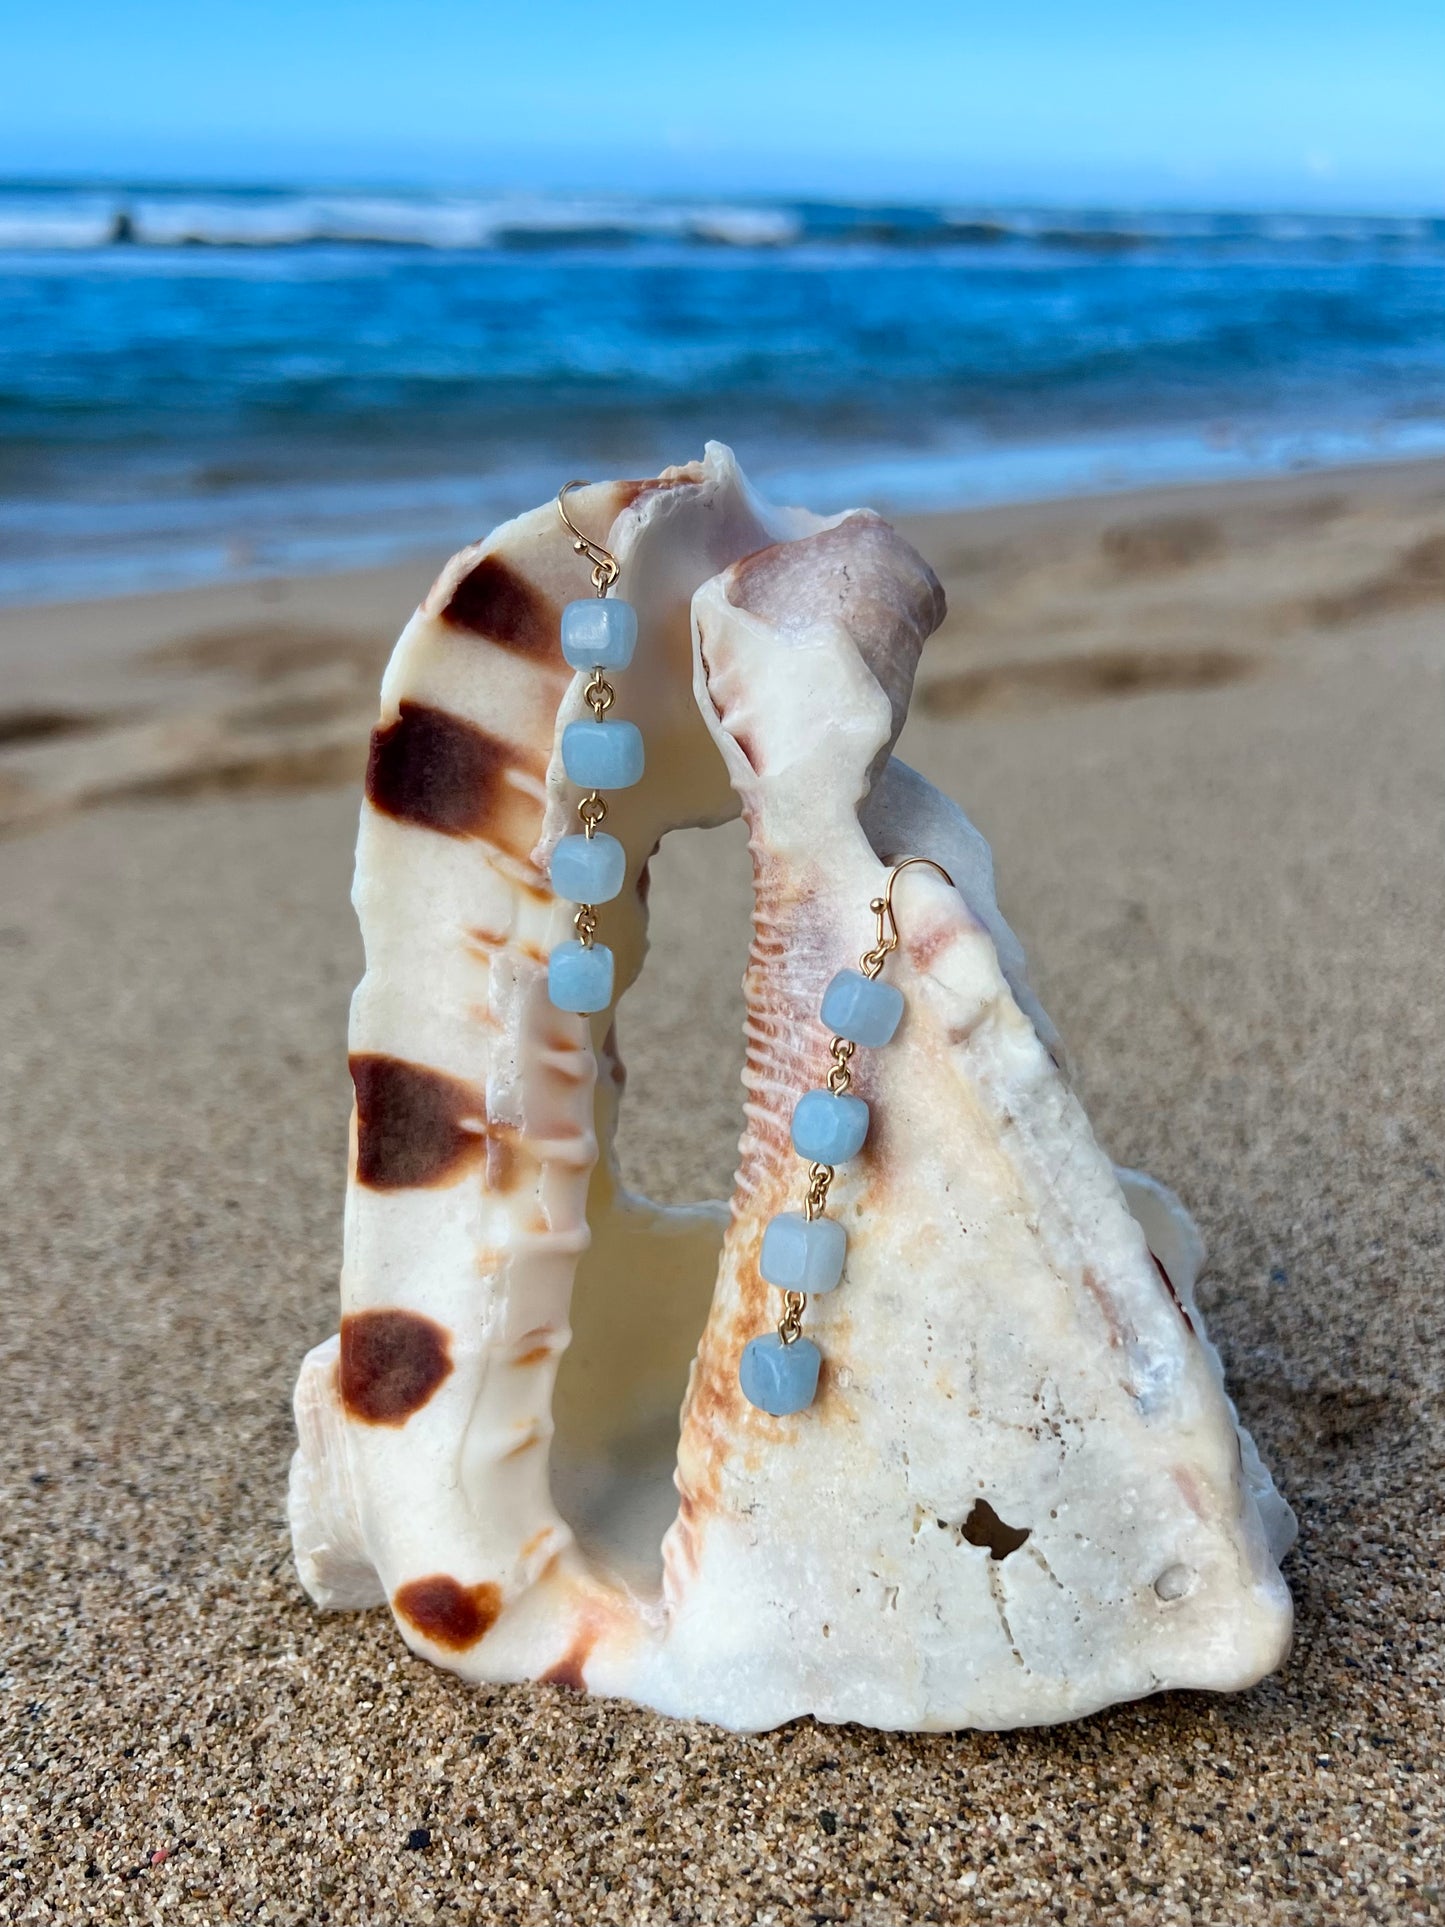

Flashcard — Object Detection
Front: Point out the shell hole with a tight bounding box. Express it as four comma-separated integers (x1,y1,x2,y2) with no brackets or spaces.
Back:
549,821,753,1591
961,1499,1032,1561
1153,1563,1195,1601
614,818,751,1205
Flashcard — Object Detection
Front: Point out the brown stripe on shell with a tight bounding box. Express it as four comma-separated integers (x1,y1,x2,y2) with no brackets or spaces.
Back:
340,1308,453,1424
441,554,560,657
541,1632,596,1692
665,1490,705,1580
1079,1265,1136,1350
350,1056,542,1197
485,1125,522,1192
350,1054,487,1190
394,1575,502,1650
365,700,544,859
539,1592,613,1691
502,1423,545,1459
904,915,955,973
1171,1466,1209,1521
511,1329,560,1368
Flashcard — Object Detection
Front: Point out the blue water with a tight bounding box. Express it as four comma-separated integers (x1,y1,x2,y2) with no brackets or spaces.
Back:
4,185,1445,603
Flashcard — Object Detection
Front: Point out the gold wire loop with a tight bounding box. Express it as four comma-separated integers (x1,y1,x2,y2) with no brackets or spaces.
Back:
573,903,598,947
778,1291,807,1345
802,1161,834,1223
826,1036,856,1095
859,855,956,976
585,669,615,718
557,480,620,596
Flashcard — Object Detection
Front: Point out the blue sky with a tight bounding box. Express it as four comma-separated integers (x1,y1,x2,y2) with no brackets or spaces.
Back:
2,0,1443,207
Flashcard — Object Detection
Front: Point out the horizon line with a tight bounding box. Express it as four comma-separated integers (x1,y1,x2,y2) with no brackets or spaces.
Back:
2,174,1443,222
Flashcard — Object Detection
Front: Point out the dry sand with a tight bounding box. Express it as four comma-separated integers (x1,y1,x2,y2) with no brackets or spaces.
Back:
1,460,1442,1924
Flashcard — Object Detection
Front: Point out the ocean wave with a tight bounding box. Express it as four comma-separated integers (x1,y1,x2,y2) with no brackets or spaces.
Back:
1,186,1442,255
0,189,804,252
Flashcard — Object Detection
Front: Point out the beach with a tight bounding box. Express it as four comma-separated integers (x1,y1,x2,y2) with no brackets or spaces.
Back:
2,456,1442,1923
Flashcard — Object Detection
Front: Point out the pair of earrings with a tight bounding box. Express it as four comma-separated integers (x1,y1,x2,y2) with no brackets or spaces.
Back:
544,483,953,1419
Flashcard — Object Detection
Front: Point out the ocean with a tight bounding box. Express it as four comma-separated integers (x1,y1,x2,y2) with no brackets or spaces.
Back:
4,183,1445,605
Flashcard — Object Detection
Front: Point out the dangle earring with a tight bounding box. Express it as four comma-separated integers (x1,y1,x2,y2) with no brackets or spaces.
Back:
740,856,955,1417
547,482,644,1014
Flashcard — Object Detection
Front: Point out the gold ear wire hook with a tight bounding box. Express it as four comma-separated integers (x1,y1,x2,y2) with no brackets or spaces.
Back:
556,479,620,596
863,855,956,977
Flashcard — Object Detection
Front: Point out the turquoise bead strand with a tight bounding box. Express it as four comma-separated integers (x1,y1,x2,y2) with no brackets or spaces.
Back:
747,948,893,1418
740,857,954,1417
547,620,643,1013
547,487,645,1017
741,1023,868,1415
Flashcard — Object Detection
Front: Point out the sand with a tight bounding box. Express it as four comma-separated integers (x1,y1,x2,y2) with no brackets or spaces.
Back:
1,459,1442,1924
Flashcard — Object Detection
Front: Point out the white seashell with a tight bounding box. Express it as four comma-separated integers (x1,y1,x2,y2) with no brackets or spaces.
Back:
288,442,1294,1730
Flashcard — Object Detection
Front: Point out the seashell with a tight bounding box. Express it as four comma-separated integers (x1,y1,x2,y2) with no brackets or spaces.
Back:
288,442,1294,1731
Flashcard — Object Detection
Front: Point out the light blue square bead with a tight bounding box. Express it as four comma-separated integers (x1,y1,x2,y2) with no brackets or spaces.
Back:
739,1332,821,1415
561,598,637,671
562,719,645,790
791,1088,869,1164
548,940,614,1013
550,831,626,904
760,1212,847,1294
822,968,905,1047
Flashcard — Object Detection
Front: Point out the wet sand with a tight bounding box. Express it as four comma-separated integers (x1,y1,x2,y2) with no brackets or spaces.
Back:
1,460,1442,1923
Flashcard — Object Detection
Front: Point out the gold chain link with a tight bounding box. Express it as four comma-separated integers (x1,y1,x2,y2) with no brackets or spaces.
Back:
778,1291,807,1346
825,1036,855,1094
802,1161,834,1222
585,668,615,719
557,481,624,953
573,668,616,925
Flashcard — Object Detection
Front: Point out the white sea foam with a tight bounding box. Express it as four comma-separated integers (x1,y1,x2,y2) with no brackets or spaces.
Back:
688,206,800,246
0,187,1437,254
0,195,121,248
0,188,806,252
